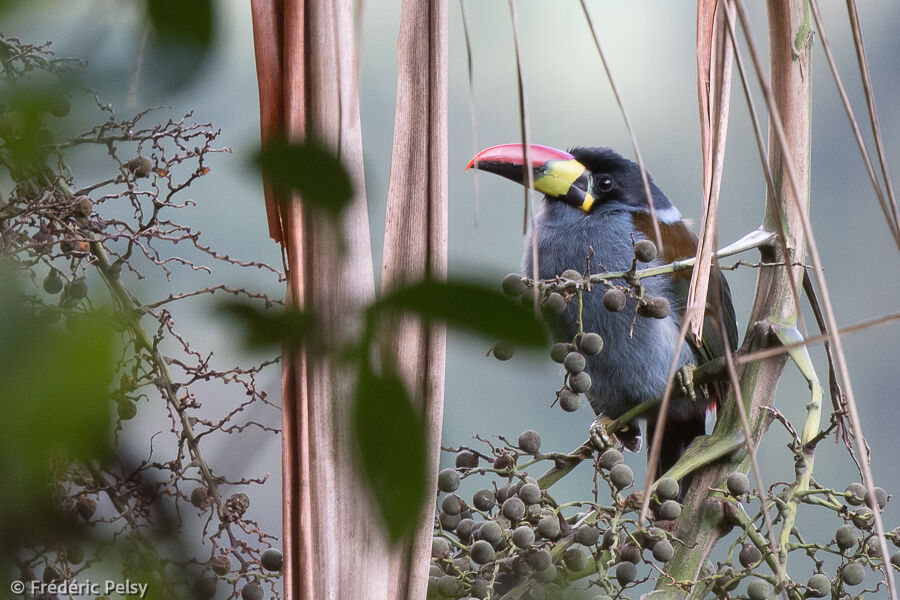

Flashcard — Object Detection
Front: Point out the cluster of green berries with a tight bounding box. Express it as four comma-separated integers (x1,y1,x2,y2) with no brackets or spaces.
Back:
431,436,691,599
547,331,602,413
698,474,898,598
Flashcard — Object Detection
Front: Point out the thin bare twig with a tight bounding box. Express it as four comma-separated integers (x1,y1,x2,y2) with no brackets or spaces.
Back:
506,0,541,313
578,0,662,252
732,2,896,595
844,0,899,233
807,0,900,251
459,0,481,227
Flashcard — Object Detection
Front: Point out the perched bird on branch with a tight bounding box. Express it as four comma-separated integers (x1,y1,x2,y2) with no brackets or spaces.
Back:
468,144,737,494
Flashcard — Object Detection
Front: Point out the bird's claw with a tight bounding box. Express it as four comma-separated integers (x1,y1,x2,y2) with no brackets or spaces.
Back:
590,414,643,453
677,363,697,402
589,414,618,451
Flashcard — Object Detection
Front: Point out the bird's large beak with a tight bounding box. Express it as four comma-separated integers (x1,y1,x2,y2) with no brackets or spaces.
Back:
466,143,595,212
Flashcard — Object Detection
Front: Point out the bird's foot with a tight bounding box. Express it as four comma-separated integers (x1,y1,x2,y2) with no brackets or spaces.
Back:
677,363,698,402
589,414,617,451
589,415,643,453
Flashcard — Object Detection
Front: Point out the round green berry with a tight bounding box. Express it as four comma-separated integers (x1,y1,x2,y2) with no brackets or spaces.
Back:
190,486,209,508
441,494,462,516
43,271,63,294
478,521,503,546
840,562,865,586
563,547,588,571
512,525,535,549
865,486,889,509
618,543,641,564
598,448,624,470
537,515,561,540
491,341,514,361
432,537,450,557
470,540,495,565
472,489,494,511
518,430,541,454
851,507,875,530
615,561,637,585
258,548,282,572
652,539,675,563
579,332,603,355
574,525,600,546
502,273,527,297
805,573,830,598
747,580,770,600
518,483,541,505
550,342,571,363
564,352,586,374
655,477,679,501
602,288,627,312
559,389,580,412
738,543,762,567
456,519,476,541
241,581,263,600
835,524,857,550
561,269,581,281
438,468,460,493
543,293,567,315
641,527,665,549
67,277,88,300
658,500,682,521
502,497,526,521
437,574,461,597
639,296,670,319
127,156,153,178
609,463,634,490
726,472,750,496
633,239,658,263
439,511,460,531
568,371,592,393
845,483,866,506
528,548,552,570
456,451,478,469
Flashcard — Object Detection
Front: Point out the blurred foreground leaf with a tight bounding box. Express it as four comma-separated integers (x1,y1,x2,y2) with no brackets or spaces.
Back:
0,272,115,545
370,279,547,347
352,367,426,544
256,138,353,217
145,0,215,90
220,301,315,350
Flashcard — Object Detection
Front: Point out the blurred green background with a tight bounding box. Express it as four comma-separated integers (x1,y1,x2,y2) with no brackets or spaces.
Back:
4,0,898,583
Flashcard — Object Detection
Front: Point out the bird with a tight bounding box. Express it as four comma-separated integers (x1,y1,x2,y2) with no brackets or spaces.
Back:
467,143,738,494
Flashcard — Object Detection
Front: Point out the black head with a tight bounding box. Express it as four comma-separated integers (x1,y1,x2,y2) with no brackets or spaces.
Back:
568,146,674,216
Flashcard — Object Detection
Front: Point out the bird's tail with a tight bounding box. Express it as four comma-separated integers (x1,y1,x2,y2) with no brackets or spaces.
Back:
645,416,706,501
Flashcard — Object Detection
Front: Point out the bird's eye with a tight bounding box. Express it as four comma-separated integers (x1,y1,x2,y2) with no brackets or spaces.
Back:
597,176,614,192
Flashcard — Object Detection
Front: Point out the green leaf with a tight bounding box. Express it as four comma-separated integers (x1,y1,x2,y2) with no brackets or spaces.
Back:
146,0,214,48
352,367,427,544
145,0,215,90
219,301,316,350
0,273,116,537
370,279,547,346
256,139,353,216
